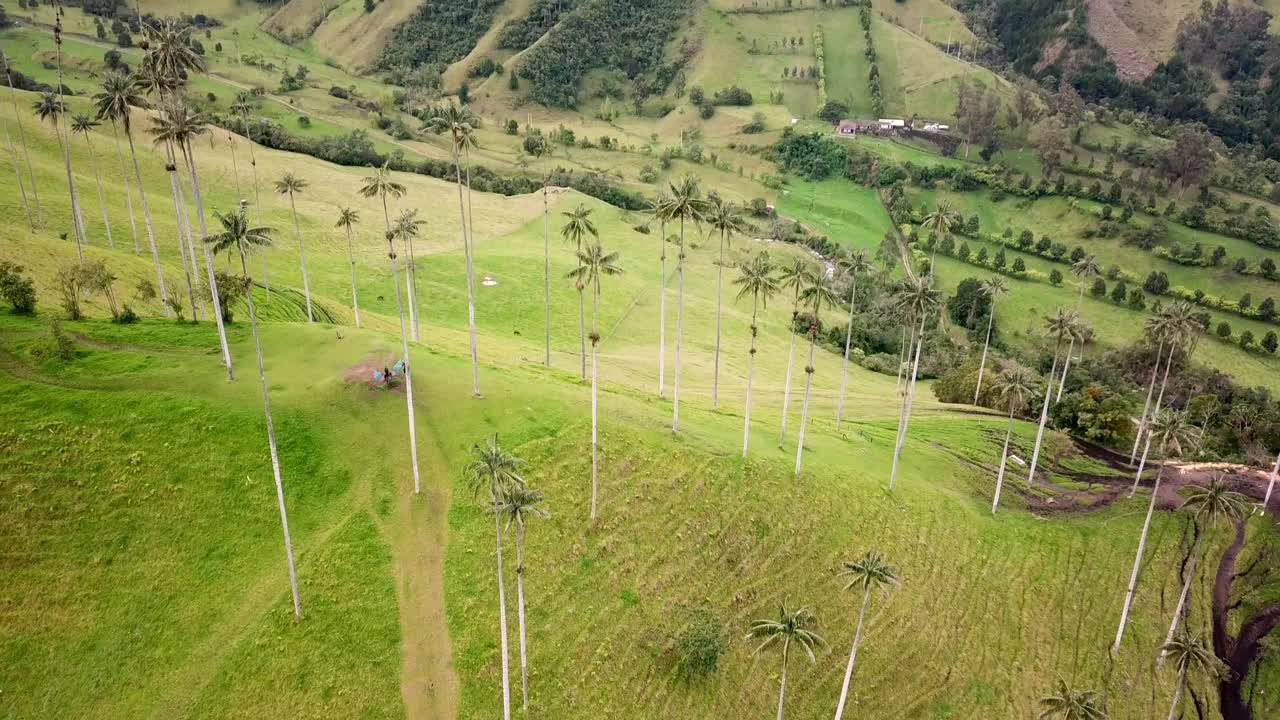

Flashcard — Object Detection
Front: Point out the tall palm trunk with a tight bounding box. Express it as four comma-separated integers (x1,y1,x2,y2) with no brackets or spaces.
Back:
383,198,422,495
1263,451,1279,514
458,145,481,396
590,279,601,521
775,639,790,720
1130,353,1174,496
287,192,314,323
514,522,530,714
973,310,995,404
344,223,360,327
542,185,550,366
5,60,41,225
174,169,205,320
162,148,199,319
794,329,818,475
1112,456,1168,653
743,299,759,457
888,312,927,490
658,219,667,397
405,231,419,338
52,44,87,258
712,227,726,409
1056,337,1075,402
992,407,1016,513
109,120,139,252
894,326,907,392
239,250,302,618
181,140,233,380
835,276,858,431
672,219,686,432
1131,341,1166,462
3,118,32,231
1158,536,1201,668
124,128,168,311
80,128,114,248
1026,340,1063,487
1166,669,1186,720
493,508,513,720
833,589,871,720
241,111,269,299
779,298,800,447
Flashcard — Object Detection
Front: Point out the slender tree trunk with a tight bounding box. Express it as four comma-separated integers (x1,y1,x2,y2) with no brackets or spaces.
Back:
174,166,205,321
835,277,857,431
1131,341,1165,463
1130,354,1174,496
182,141,233,380
52,43,87,256
712,228,726,409
3,117,32,231
109,120,138,252
776,640,790,720
973,310,995,404
590,281,600,521
125,129,168,311
889,312,927,490
228,133,243,205
1262,451,1279,514
1113,458,1168,653
345,224,360,327
833,589,871,720
384,198,422,495
163,154,199,320
456,146,481,396
81,131,113,248
992,408,1015,513
1026,340,1063,487
1167,669,1186,720
794,332,817,475
405,231,418,339
240,251,302,618
288,193,313,323
515,524,530,715
658,219,667,397
895,326,907,392
743,301,759,457
494,509,513,720
5,61,41,226
543,185,550,366
780,303,799,447
673,219,685,432
1159,539,1202,668
242,111,269,300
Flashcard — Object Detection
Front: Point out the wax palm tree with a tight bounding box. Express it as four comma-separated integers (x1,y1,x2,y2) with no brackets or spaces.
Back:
795,271,838,474
777,257,814,447
888,275,941,490
1026,308,1079,487
652,190,672,396
1131,310,1174,464
95,72,166,308
141,18,205,80
542,176,553,366
568,243,623,522
2,110,32,231
336,207,362,327
493,483,548,716
990,364,1037,513
833,551,898,720
205,208,301,617
1131,303,1200,481
274,172,313,322
835,250,873,431
466,436,526,720
1264,450,1279,515
106,110,138,252
1113,409,1200,653
230,92,269,296
748,603,825,720
1057,254,1102,401
972,276,1009,404
560,204,597,379
1038,679,1108,720
735,252,779,457
33,91,87,260
156,100,234,378
393,208,425,335
1160,629,1223,720
70,114,114,249
144,93,203,321
3,50,41,227
1158,476,1248,664
357,165,420,494
707,194,748,409
425,101,482,396
921,202,959,270
660,176,709,433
